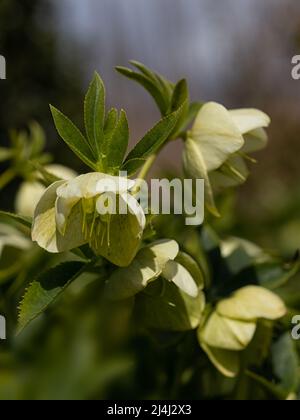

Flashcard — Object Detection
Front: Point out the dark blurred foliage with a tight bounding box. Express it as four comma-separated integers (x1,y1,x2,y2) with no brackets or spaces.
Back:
0,0,84,210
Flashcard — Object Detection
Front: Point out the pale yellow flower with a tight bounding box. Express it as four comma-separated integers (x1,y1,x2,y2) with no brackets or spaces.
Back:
184,102,270,215
32,172,146,267
198,286,286,378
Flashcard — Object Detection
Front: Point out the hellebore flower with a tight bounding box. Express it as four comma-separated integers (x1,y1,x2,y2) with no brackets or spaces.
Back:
184,102,270,216
198,286,286,378
105,239,204,301
16,164,77,218
32,172,146,267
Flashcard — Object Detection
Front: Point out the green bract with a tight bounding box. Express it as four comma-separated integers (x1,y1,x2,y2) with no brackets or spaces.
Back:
32,172,146,267
198,286,286,378
184,102,270,215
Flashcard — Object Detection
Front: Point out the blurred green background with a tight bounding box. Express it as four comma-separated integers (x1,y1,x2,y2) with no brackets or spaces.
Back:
1,0,300,400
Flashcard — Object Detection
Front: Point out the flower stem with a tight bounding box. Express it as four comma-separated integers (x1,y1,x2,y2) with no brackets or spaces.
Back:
133,153,157,195
138,154,157,181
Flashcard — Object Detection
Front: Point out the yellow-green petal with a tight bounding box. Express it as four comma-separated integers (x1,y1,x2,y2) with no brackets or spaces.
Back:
229,109,270,135
162,260,199,298
148,239,179,267
32,181,86,253
191,102,244,172
55,196,80,235
120,192,146,230
242,128,268,153
105,239,179,300
184,136,220,217
92,193,145,267
217,286,287,322
201,342,240,378
56,172,135,200
201,311,257,351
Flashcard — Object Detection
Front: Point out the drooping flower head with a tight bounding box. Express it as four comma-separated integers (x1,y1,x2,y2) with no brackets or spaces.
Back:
32,172,146,267
198,286,286,378
184,102,271,215
105,239,204,300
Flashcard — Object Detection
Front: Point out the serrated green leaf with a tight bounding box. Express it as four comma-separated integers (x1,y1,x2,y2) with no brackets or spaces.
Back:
18,261,87,333
84,72,105,157
200,311,257,351
155,73,174,107
122,158,147,176
170,79,189,136
171,79,189,112
116,66,169,115
50,106,96,170
0,211,32,229
104,108,118,138
123,107,182,168
104,110,129,174
129,60,159,83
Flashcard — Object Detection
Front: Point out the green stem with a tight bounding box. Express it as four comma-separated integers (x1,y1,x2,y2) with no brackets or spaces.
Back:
0,168,16,189
133,129,187,193
133,154,157,195
138,154,157,181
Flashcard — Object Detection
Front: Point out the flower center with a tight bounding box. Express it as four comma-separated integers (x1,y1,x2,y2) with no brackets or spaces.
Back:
81,196,112,251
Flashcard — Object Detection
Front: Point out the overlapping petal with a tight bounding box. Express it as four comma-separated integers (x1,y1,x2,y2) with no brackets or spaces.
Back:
105,239,201,300
217,286,287,321
191,102,245,172
32,172,145,266
105,240,179,300
200,311,257,351
198,285,286,378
